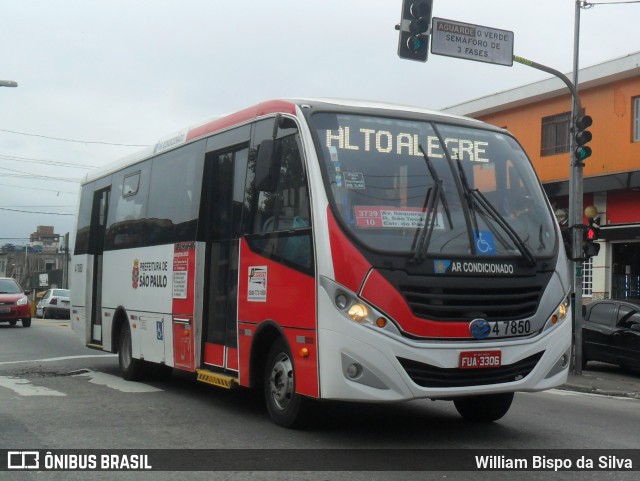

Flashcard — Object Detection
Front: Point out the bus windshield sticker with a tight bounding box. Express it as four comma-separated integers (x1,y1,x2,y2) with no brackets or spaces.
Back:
329,146,343,187
354,206,443,230
248,266,268,302
475,230,496,255
343,172,365,190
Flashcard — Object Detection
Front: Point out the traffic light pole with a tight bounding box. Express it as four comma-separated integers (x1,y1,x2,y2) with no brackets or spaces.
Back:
513,7,585,373
570,0,584,375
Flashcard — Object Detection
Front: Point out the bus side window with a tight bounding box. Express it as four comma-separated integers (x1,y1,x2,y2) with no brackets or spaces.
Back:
247,120,313,274
105,161,151,250
255,132,310,234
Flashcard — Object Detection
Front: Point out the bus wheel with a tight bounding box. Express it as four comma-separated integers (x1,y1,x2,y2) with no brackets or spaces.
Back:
264,338,307,428
453,392,514,422
118,323,146,381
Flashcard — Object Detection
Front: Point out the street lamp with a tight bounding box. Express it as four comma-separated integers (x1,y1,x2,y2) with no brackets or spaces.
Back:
0,80,18,88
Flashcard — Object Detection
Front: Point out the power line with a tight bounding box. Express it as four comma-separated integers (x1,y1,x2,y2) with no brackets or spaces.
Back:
0,207,75,216
0,205,74,208
0,182,77,194
0,128,148,147
584,1,640,5
0,153,99,170
0,166,80,183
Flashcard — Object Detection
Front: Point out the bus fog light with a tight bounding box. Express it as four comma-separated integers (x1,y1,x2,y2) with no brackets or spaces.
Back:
346,363,362,379
335,293,348,310
347,303,368,322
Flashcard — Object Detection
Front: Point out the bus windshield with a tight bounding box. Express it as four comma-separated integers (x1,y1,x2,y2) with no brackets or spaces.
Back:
310,112,556,260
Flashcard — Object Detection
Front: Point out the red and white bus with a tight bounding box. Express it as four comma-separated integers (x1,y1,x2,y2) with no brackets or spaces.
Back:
71,99,572,427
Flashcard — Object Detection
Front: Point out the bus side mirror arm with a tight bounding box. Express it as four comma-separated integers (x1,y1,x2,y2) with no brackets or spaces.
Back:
254,139,281,192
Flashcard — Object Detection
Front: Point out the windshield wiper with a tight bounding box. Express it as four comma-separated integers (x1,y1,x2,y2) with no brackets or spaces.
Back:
410,145,453,264
432,123,536,267
469,188,537,267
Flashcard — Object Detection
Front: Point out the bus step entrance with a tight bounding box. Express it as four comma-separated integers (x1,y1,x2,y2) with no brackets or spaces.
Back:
196,369,238,390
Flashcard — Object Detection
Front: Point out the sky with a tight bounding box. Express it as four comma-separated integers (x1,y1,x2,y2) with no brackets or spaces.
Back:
1,0,639,248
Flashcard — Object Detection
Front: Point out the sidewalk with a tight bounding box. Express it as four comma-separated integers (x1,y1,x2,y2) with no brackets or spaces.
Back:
560,361,640,399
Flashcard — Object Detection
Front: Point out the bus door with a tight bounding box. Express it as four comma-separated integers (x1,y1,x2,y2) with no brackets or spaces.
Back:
199,129,250,371
89,187,110,344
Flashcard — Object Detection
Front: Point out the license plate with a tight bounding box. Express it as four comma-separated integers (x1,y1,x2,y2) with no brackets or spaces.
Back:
0,307,10,314
459,350,502,369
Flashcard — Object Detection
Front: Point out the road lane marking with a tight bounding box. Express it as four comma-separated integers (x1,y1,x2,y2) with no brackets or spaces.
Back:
72,370,162,393
0,354,117,366
0,376,66,396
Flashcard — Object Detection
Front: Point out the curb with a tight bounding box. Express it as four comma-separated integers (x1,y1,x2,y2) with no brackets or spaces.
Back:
557,383,640,400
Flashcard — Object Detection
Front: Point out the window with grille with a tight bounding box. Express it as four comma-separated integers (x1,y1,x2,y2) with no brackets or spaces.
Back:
541,112,571,156
582,257,593,297
634,97,640,142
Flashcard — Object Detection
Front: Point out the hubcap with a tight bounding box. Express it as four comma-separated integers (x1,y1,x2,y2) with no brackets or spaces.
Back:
269,352,293,411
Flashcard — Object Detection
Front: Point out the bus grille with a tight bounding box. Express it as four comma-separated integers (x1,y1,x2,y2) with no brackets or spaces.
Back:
397,351,544,388
400,284,543,321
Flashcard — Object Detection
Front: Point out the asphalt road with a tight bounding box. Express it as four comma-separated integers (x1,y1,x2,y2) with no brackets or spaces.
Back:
1,319,639,480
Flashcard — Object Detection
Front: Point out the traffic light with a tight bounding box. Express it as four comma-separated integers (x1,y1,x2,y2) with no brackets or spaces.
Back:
583,217,600,258
574,113,593,164
397,0,433,62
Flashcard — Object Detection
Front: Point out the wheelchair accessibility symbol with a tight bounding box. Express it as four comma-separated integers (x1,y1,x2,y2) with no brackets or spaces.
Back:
475,231,496,255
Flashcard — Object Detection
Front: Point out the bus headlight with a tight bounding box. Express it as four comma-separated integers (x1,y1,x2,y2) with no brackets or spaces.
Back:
335,293,348,310
558,300,568,320
321,276,401,336
347,303,368,323
544,295,570,332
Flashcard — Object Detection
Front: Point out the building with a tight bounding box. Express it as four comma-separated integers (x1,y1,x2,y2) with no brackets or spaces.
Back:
443,52,640,301
30,225,61,252
0,226,68,290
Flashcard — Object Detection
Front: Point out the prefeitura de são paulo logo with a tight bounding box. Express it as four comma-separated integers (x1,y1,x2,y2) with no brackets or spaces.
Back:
132,259,139,289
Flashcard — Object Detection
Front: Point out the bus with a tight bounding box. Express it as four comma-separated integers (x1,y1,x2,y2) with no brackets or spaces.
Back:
71,98,572,427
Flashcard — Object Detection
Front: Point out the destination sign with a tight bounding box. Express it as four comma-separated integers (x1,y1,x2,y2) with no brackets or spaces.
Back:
430,17,514,67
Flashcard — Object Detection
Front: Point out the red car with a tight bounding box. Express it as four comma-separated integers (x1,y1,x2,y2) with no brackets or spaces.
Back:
0,277,31,327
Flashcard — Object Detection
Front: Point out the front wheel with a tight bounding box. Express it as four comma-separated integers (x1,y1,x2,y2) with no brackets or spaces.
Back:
118,323,146,381
454,392,514,422
264,338,308,428
21,318,31,328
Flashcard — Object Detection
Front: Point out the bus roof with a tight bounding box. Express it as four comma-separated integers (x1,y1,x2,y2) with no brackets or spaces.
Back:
81,98,483,185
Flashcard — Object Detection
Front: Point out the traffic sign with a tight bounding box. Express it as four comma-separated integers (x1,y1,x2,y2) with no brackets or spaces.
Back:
430,17,514,66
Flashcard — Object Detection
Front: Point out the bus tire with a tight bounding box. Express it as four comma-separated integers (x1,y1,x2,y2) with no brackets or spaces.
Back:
264,338,307,428
453,392,514,422
118,323,146,381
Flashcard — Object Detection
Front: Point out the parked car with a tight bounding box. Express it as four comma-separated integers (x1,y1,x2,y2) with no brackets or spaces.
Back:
36,288,71,319
582,299,640,370
0,277,31,327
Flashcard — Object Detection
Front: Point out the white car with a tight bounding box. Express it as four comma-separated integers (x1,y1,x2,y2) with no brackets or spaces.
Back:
36,289,71,319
